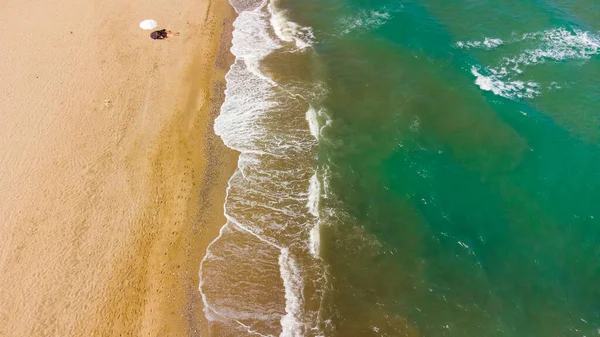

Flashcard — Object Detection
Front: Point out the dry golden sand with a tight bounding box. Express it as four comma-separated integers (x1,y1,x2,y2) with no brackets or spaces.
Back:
0,0,236,335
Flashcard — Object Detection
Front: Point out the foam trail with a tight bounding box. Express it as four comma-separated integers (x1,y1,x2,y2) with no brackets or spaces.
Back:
307,173,320,217
471,67,539,99
279,249,304,337
464,27,600,99
306,106,320,139
307,173,321,257
269,1,315,50
199,0,327,335
337,8,391,36
456,37,503,49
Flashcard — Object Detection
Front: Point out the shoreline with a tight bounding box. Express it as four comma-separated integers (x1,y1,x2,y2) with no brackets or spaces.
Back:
0,0,237,335
93,5,239,335
196,1,330,335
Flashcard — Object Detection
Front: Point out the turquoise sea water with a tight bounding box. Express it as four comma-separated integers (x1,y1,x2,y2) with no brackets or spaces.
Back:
202,0,600,335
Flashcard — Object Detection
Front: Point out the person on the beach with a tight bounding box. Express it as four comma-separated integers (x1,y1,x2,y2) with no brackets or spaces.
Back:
150,29,179,40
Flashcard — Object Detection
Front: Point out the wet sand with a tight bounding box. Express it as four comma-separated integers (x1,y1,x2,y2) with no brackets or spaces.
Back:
0,0,236,335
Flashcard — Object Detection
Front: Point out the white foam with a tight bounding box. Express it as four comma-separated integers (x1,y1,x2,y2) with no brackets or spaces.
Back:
456,37,503,50
457,241,469,249
199,222,229,322
409,116,420,132
269,2,315,50
508,28,600,68
309,223,320,258
471,67,539,99
201,0,327,335
307,173,321,258
317,108,332,138
307,173,320,217
466,27,600,99
229,0,266,13
321,165,332,199
306,106,320,139
338,8,392,36
279,249,304,337
230,9,282,79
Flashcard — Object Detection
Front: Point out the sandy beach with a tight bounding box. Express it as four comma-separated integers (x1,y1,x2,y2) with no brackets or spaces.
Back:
0,0,236,335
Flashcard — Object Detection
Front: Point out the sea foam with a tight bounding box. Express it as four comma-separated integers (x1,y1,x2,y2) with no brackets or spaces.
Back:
464,27,600,99
456,37,503,50
337,8,392,36
200,0,327,335
269,2,315,50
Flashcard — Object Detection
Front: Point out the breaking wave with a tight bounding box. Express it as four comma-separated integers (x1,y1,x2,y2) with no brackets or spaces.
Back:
336,8,396,36
463,27,600,99
199,0,328,336
456,37,503,50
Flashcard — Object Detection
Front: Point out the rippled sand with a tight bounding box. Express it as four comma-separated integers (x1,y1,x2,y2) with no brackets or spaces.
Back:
0,0,236,335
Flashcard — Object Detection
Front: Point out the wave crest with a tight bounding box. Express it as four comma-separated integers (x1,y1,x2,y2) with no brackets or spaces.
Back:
465,27,600,99
337,8,393,36
199,1,328,336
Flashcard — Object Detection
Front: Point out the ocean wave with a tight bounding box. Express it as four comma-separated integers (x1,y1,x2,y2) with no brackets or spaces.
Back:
269,2,315,50
200,0,327,335
471,67,540,99
307,173,320,257
465,27,600,99
456,37,503,50
337,8,393,36
306,106,320,140
279,248,304,336
507,28,600,68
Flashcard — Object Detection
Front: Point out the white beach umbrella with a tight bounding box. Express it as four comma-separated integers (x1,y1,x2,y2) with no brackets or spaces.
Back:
139,19,158,30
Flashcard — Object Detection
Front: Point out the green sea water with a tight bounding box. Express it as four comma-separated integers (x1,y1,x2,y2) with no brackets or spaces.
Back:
280,0,600,335
204,0,600,335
